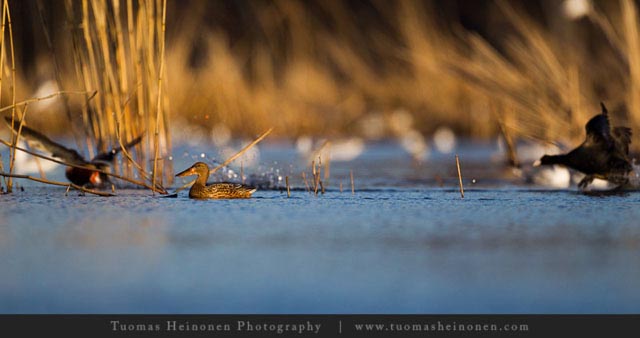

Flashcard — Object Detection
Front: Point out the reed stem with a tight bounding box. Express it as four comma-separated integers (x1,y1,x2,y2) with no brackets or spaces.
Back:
285,175,290,198
152,0,168,195
350,169,355,195
456,154,464,199
0,172,115,197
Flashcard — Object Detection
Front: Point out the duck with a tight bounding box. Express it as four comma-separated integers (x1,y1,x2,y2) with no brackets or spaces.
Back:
176,162,256,199
534,103,633,189
4,116,143,188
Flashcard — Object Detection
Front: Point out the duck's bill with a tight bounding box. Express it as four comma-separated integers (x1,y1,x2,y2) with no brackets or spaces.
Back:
176,167,196,177
533,160,542,167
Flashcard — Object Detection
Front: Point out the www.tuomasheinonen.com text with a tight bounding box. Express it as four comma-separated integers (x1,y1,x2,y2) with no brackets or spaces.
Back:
109,320,322,334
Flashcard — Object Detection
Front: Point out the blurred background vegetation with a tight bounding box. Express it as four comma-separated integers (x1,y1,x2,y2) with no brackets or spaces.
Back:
2,0,640,152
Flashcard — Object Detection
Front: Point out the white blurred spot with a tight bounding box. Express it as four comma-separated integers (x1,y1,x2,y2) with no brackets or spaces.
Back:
571,173,613,190
210,123,231,146
533,165,571,188
499,140,565,164
329,138,365,162
432,127,457,154
400,130,430,161
563,0,591,20
32,80,61,110
13,141,59,175
296,136,313,154
200,153,206,158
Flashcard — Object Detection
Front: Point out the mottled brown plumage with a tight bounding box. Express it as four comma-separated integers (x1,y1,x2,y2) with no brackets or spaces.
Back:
176,162,256,199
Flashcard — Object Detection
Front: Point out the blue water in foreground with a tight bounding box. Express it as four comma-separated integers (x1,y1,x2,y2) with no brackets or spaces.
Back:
1,141,640,313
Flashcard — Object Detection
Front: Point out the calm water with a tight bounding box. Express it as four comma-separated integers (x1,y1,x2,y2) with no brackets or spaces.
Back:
1,141,640,313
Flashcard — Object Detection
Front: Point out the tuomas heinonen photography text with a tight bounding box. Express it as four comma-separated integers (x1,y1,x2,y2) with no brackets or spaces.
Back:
110,319,323,335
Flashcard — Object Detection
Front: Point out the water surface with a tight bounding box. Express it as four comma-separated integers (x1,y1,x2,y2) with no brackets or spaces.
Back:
1,142,639,313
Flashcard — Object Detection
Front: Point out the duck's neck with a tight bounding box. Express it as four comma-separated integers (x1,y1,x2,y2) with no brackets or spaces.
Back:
194,170,209,186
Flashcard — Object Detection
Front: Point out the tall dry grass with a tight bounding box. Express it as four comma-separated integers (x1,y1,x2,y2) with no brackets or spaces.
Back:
4,0,640,181
64,0,172,188
1,0,172,193
163,0,640,153
1,0,17,192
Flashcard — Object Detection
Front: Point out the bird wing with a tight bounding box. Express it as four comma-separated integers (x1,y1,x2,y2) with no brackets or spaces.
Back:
91,133,145,163
4,117,87,165
584,103,613,150
612,126,632,155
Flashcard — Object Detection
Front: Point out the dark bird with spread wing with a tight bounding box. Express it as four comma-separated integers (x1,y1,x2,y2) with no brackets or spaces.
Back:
534,103,633,189
4,116,143,189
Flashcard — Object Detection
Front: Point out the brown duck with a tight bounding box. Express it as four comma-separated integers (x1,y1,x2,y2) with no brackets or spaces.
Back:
534,103,633,189
4,116,143,189
176,162,257,199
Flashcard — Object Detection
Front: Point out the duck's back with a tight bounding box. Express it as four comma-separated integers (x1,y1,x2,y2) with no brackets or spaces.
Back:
189,182,256,199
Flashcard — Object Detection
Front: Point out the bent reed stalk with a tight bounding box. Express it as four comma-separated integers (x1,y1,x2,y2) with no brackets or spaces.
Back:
0,172,114,196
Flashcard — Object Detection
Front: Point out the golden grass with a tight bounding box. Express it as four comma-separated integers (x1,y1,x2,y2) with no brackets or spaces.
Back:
159,0,640,152
1,0,172,193
4,0,640,184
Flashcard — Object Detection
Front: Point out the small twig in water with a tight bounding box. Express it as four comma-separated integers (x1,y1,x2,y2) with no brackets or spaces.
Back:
285,176,290,198
350,170,355,195
456,154,464,199
302,172,310,193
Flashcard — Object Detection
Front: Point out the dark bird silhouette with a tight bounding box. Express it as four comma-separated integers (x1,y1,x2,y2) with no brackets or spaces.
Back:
534,103,633,189
4,116,143,188
176,162,256,199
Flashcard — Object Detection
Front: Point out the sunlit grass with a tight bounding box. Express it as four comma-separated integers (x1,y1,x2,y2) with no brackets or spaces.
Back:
3,0,640,183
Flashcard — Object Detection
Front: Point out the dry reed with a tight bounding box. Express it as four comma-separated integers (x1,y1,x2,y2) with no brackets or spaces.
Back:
1,0,16,192
0,171,114,196
285,175,290,198
5,1,640,173
350,169,355,195
456,154,464,199
61,0,172,193
302,172,310,193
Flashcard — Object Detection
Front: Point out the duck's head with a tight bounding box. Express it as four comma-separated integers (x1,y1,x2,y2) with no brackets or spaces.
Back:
176,162,210,177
